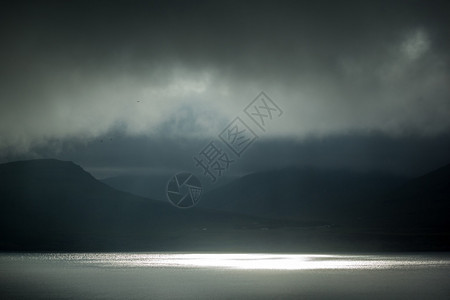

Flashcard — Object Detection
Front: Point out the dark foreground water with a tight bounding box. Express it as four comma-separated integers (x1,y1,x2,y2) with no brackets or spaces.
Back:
1,253,450,299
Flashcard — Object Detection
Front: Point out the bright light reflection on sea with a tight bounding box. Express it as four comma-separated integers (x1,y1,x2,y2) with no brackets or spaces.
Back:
2,253,450,299
46,253,449,270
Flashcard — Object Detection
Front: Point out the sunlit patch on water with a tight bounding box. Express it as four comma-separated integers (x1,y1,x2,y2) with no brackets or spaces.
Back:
15,253,449,270
2,253,450,300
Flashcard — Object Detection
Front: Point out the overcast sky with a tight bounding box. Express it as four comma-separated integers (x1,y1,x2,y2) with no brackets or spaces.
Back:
1,0,449,178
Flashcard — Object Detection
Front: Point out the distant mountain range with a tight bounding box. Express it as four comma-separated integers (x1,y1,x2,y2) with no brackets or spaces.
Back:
1,159,449,252
101,173,238,202
199,164,450,231
101,173,174,202
0,159,303,251
199,167,408,223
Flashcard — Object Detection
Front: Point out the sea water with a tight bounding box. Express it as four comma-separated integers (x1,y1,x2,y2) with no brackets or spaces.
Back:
1,253,449,299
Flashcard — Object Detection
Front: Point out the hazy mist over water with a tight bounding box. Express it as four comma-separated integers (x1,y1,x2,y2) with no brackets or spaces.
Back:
1,253,450,299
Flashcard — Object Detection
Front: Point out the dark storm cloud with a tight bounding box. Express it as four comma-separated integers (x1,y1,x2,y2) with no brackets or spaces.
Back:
1,0,450,155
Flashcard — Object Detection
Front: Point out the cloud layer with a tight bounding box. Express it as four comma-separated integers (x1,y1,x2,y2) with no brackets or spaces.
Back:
1,1,450,154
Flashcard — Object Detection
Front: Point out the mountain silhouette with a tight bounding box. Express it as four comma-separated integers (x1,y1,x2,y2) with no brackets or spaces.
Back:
101,173,173,202
1,160,449,251
101,173,239,201
199,167,407,224
372,163,450,229
0,159,304,251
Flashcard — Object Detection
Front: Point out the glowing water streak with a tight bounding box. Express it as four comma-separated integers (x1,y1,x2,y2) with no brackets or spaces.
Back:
45,253,449,271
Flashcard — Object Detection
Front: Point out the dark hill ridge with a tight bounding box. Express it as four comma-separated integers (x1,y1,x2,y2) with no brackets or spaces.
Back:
0,159,310,251
0,159,148,208
199,167,408,223
388,163,450,204
1,159,449,251
101,173,238,202
198,165,450,232
372,163,450,228
101,173,172,202
0,159,159,230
